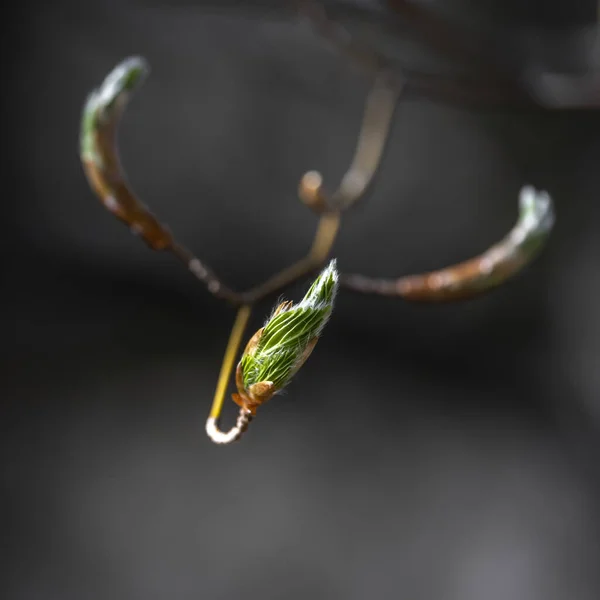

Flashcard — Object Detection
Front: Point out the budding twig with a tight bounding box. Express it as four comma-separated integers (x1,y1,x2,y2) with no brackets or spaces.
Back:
207,261,339,444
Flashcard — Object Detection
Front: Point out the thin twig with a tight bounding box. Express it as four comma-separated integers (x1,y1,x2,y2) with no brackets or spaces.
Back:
241,212,341,303
168,242,239,302
298,72,400,212
384,0,511,83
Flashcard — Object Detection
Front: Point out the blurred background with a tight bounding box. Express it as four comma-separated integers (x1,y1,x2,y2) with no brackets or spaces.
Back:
4,1,600,598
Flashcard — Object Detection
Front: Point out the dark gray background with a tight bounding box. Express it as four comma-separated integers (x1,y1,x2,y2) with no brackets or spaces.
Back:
4,1,600,598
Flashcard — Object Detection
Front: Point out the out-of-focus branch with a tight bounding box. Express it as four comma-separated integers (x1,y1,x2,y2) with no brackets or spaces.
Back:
297,0,385,73
297,0,531,107
298,72,400,213
299,0,600,110
80,57,240,303
384,0,508,80
524,68,600,109
342,186,555,301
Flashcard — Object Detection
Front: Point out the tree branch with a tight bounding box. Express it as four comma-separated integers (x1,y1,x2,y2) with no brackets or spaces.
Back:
342,186,555,301
80,56,240,304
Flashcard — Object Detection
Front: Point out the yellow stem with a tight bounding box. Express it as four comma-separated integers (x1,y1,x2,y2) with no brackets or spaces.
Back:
241,212,340,303
310,212,341,260
209,304,252,419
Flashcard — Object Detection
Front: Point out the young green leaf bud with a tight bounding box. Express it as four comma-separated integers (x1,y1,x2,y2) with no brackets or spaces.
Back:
233,259,339,414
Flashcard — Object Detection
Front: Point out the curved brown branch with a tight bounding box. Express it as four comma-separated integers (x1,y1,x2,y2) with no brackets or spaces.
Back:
80,57,240,303
342,186,555,301
80,58,173,251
